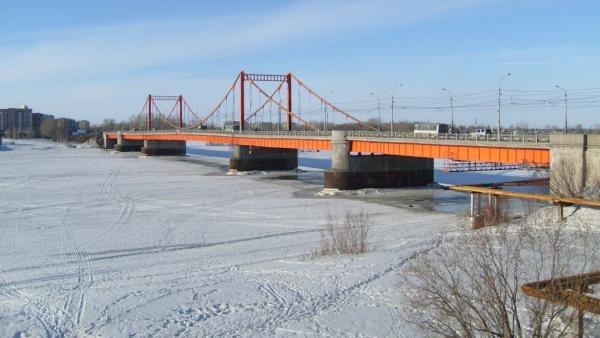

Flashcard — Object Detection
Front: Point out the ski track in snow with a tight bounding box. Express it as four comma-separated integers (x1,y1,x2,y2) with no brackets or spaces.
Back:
2,139,530,337
0,268,78,337
149,236,442,337
61,169,132,331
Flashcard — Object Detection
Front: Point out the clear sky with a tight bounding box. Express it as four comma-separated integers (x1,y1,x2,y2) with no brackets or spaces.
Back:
1,0,599,127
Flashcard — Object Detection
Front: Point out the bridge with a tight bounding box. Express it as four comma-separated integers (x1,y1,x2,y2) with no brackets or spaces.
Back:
104,71,599,191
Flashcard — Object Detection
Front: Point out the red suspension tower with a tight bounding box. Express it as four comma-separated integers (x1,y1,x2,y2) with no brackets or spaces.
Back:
239,71,293,131
145,95,185,130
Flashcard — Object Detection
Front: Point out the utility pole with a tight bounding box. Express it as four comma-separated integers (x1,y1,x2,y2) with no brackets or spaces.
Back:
391,84,402,133
442,88,454,133
555,85,568,133
497,73,511,139
371,92,381,132
323,91,333,131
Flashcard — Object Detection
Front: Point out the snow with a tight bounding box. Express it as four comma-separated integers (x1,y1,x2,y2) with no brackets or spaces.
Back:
0,139,571,337
0,139,452,337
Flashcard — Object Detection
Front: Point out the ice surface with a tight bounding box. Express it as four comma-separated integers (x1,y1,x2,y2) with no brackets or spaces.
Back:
0,139,452,337
0,139,575,337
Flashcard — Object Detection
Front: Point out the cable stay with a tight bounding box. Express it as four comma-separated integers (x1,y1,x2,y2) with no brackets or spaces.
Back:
245,77,319,131
291,74,377,131
192,74,241,128
244,80,285,122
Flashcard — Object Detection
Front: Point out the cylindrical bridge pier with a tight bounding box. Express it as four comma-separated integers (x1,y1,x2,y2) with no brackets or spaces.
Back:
324,131,434,190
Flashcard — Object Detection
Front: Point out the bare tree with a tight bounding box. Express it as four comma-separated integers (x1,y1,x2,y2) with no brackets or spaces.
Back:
313,211,372,256
552,158,600,200
404,213,598,337
584,166,600,200
551,159,585,198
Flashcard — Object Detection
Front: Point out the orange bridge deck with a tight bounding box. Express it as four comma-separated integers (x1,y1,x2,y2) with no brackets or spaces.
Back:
107,131,550,166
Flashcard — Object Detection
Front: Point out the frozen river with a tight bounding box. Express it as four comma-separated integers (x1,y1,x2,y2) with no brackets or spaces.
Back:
0,139,544,337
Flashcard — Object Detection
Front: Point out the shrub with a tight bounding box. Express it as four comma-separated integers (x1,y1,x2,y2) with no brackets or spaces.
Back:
313,211,372,256
404,214,599,337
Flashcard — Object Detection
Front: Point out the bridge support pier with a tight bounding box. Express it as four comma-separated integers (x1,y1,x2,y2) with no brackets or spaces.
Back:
550,134,600,198
324,131,434,190
229,145,298,171
114,132,143,152
141,140,186,156
102,132,116,150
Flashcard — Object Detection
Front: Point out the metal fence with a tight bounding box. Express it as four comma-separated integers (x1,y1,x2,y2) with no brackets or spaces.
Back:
124,129,551,144
346,131,550,143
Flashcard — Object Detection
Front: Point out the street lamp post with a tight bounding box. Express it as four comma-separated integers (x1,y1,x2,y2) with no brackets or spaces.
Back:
391,84,402,134
371,92,382,132
497,73,511,140
322,91,333,130
555,85,568,133
442,88,454,133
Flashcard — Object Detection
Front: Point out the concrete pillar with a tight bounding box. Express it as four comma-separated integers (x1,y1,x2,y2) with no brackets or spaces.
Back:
142,140,186,156
114,132,144,152
229,145,298,171
102,131,116,150
324,131,434,190
331,130,350,171
549,134,587,195
586,135,600,191
468,193,484,228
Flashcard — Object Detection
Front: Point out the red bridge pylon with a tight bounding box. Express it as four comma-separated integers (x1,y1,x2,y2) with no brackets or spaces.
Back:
134,71,377,132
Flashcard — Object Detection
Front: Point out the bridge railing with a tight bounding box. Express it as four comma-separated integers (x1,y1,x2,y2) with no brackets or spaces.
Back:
122,128,550,144
135,129,334,137
345,131,550,143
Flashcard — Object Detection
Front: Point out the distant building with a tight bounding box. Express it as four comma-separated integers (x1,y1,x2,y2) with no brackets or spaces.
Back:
75,120,90,135
78,120,90,130
39,115,56,139
32,113,54,137
0,106,33,138
54,118,79,141
32,112,43,132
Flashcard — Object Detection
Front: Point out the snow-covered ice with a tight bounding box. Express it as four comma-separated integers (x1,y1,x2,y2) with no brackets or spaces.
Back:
0,139,455,337
0,139,557,337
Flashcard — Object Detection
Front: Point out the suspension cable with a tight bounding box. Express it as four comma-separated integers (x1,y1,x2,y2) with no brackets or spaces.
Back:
291,74,376,131
244,80,285,121
191,75,240,128
246,78,318,131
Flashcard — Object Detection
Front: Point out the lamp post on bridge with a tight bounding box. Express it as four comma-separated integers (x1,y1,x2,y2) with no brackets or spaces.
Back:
497,72,511,140
323,91,333,130
442,88,454,133
371,92,382,132
391,84,402,133
555,84,568,134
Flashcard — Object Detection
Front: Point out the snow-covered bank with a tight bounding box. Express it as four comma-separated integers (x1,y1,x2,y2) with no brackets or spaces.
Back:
0,139,454,337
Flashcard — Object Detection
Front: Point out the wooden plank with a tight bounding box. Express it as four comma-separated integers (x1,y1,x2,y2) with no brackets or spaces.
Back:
449,185,600,208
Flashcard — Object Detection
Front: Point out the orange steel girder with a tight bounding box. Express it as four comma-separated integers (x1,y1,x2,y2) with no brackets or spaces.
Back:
108,132,331,151
351,140,549,166
107,132,550,166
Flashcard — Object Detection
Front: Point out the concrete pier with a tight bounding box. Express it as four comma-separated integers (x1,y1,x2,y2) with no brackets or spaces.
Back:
324,131,434,190
229,145,298,171
102,132,117,150
550,134,600,198
587,135,600,187
550,134,586,194
114,132,143,152
141,140,186,156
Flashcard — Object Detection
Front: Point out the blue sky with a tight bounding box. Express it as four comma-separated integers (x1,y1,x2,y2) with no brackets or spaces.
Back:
1,0,599,127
